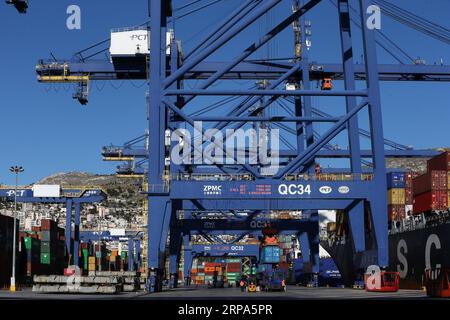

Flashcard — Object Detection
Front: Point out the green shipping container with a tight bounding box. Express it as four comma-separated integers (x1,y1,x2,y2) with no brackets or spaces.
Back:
40,253,51,264
24,237,32,250
41,241,51,253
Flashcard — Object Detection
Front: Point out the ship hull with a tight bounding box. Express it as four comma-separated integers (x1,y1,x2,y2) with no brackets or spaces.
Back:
322,222,450,289
389,223,450,289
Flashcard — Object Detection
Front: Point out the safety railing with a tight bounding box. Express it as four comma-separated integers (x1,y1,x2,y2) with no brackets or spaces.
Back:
111,26,148,33
284,173,374,181
169,172,375,182
146,184,170,193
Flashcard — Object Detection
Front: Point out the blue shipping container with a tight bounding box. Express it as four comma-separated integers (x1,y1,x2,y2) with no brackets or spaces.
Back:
386,172,406,189
260,246,281,264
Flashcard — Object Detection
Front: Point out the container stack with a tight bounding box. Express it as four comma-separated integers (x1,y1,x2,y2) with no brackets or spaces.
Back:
0,215,15,287
119,250,127,270
80,242,89,272
426,151,450,211
94,243,108,271
39,219,65,275
195,262,205,285
412,170,448,214
20,235,41,283
278,235,293,263
260,245,281,264
405,172,420,213
225,258,241,284
88,256,96,272
204,262,221,284
386,172,406,221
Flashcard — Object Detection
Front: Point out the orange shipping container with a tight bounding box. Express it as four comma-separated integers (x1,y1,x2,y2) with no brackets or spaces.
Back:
388,205,406,221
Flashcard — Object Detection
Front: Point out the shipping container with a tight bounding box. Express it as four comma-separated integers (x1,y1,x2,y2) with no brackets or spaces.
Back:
388,188,406,205
427,151,450,172
40,253,52,264
388,205,406,221
413,190,448,214
0,215,17,286
412,171,448,196
405,188,414,205
387,172,406,189
405,172,421,189
40,219,58,231
260,245,281,264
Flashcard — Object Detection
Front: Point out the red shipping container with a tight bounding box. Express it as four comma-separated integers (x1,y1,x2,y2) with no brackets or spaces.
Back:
41,219,58,231
405,172,420,189
412,171,448,195
405,188,414,205
427,151,450,172
226,267,241,273
413,190,448,214
388,205,406,221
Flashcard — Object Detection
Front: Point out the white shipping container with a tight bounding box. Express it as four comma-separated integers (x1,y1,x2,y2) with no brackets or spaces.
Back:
110,29,150,56
32,185,60,198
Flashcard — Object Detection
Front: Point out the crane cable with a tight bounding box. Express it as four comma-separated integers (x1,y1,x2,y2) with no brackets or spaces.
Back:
327,0,414,64
373,0,450,45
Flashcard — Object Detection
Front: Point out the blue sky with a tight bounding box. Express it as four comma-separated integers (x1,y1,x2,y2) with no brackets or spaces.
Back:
0,0,449,185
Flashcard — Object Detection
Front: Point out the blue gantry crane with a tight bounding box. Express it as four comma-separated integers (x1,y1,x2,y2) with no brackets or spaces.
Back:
0,186,106,268
102,132,149,161
102,133,149,177
34,0,450,292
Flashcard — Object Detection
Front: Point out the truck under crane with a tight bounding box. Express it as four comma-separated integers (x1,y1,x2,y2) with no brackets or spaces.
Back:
255,227,287,292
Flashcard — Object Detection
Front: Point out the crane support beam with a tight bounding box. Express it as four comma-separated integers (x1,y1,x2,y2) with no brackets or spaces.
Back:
36,61,450,82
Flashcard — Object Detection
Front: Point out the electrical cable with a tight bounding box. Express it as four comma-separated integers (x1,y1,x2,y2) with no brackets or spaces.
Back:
175,0,223,20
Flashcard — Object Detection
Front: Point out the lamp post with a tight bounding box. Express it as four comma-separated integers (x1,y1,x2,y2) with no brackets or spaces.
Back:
9,165,24,292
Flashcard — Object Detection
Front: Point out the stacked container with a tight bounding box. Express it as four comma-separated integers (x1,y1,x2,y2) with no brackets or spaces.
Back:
81,242,89,272
386,172,406,221
0,215,15,287
426,151,450,210
260,245,281,264
225,259,241,284
40,219,61,273
196,263,205,285
405,172,420,214
94,243,108,271
20,235,41,282
412,170,448,213
88,256,96,272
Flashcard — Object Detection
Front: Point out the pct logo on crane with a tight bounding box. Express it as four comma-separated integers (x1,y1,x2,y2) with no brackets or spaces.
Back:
6,190,26,197
319,186,332,194
203,185,222,196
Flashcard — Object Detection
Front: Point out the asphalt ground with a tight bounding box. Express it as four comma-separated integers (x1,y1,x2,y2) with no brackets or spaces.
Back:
0,285,430,300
